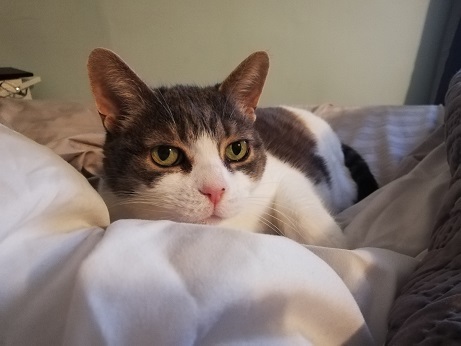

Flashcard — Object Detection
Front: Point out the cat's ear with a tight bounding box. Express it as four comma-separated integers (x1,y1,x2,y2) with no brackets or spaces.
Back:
87,48,152,133
219,51,269,121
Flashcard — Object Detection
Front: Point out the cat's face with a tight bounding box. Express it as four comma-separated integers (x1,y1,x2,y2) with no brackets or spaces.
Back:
88,49,270,224
102,85,267,223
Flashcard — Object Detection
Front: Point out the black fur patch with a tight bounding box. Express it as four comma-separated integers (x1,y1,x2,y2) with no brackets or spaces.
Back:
341,143,378,202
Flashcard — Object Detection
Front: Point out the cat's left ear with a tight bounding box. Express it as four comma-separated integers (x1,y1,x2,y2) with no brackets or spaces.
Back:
87,48,152,134
219,51,269,121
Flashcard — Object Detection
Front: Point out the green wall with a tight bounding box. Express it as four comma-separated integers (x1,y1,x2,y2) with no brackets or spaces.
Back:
0,0,452,105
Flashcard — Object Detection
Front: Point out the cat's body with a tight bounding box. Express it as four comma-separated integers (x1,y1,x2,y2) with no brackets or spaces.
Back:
88,49,377,248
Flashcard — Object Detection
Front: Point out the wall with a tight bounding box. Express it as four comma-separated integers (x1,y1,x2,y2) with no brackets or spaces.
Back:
0,0,452,106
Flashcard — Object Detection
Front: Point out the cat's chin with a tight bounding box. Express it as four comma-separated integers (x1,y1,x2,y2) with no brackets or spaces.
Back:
199,215,224,225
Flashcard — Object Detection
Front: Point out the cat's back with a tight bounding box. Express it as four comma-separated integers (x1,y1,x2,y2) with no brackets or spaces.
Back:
254,106,357,212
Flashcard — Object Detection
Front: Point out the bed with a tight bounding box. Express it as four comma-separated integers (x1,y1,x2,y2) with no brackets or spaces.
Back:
1,70,460,345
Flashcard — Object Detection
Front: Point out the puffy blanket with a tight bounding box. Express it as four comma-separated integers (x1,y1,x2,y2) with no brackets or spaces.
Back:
386,70,461,343
0,94,451,345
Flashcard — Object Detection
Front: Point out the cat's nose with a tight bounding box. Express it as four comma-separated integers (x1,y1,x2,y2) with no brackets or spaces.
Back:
199,186,225,206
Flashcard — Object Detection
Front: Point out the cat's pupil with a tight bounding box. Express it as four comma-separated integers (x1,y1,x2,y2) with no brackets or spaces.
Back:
158,146,171,161
232,142,242,155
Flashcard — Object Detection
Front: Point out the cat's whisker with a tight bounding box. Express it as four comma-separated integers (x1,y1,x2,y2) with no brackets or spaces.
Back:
246,196,322,214
106,197,174,209
107,199,163,206
241,198,299,231
157,90,176,121
255,213,304,239
254,203,299,231
107,203,171,212
256,208,304,240
225,95,237,119
153,89,176,126
242,199,310,240
257,215,283,236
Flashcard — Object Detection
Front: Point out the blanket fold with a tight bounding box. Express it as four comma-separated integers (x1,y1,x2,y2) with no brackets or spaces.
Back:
386,70,461,344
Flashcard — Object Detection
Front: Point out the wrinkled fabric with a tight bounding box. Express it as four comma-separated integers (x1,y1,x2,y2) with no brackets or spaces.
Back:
386,70,461,345
0,100,447,345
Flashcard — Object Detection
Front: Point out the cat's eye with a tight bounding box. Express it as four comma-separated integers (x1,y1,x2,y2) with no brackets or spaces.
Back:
225,140,249,162
151,146,182,167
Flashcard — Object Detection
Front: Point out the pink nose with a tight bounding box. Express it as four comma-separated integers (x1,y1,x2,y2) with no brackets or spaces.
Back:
199,186,225,205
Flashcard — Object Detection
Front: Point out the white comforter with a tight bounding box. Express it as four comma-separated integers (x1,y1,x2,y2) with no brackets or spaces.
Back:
0,103,448,345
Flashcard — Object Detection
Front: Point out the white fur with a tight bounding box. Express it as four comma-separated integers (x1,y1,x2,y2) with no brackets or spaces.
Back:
100,109,357,248
218,154,347,247
281,106,357,212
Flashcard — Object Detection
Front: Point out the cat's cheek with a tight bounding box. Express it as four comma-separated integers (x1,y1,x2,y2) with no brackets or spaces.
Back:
149,173,213,222
215,202,244,220
214,171,257,218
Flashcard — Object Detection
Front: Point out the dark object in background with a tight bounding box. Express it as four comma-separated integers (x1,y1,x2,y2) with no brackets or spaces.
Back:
432,1,461,105
342,143,379,202
0,68,33,80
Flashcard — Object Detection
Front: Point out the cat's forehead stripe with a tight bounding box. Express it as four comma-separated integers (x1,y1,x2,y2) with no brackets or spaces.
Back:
192,135,220,158
152,86,228,142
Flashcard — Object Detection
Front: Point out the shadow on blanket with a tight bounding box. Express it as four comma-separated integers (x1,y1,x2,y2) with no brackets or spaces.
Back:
386,70,461,344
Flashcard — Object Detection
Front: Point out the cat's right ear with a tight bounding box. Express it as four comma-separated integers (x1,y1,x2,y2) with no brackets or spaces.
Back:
87,48,151,133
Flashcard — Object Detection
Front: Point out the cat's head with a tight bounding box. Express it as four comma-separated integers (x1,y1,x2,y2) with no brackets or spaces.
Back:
87,48,270,224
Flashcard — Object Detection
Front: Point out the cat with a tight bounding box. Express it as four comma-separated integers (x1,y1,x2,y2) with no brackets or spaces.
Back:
87,48,377,248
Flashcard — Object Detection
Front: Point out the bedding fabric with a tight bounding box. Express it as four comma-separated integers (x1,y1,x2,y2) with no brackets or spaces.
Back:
386,70,461,344
0,98,449,345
